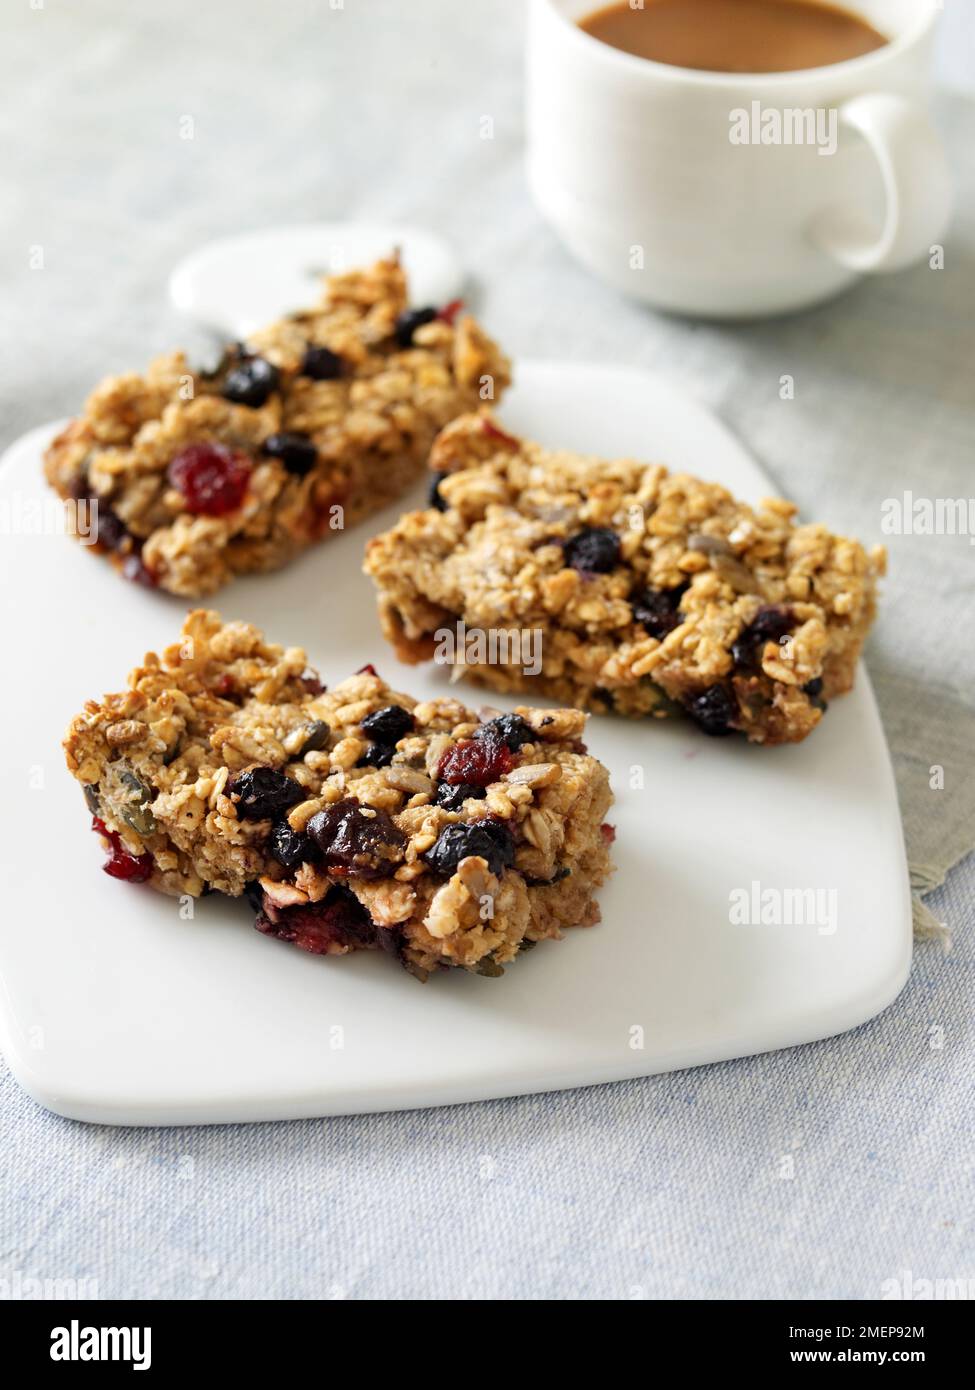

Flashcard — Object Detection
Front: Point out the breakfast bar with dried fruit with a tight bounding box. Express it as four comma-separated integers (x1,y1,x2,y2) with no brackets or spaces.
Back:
44,258,510,596
63,611,614,980
364,412,886,745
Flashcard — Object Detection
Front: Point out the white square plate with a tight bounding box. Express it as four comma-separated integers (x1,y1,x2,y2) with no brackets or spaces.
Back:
0,363,911,1124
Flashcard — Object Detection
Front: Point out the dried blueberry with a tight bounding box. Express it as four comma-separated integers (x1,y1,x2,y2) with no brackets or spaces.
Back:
263,431,317,476
684,685,738,737
394,307,437,347
357,743,395,769
223,355,280,408
474,713,534,751
428,471,448,512
306,799,406,878
523,865,571,887
360,705,414,744
67,469,90,503
731,606,794,669
92,504,127,552
269,821,319,872
631,584,687,640
300,344,343,380
434,781,487,811
231,767,305,820
804,677,828,712
196,345,236,382
243,880,265,914
563,527,621,574
423,819,516,879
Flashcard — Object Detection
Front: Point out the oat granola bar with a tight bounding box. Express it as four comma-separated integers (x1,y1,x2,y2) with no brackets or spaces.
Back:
44,259,510,597
64,611,614,980
364,412,886,745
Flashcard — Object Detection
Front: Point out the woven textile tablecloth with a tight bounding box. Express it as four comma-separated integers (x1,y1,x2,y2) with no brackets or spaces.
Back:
1,0,973,1300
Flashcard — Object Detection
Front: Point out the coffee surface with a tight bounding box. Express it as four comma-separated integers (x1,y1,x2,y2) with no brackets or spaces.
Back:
578,0,888,74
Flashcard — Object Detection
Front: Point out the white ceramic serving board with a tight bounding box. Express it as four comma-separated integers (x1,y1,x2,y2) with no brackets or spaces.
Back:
169,223,463,338
0,364,911,1125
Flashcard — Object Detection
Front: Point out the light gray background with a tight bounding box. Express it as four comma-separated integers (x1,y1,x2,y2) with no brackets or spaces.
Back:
1,0,973,1300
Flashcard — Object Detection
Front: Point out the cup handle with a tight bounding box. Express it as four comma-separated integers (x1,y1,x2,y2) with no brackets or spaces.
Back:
809,92,953,274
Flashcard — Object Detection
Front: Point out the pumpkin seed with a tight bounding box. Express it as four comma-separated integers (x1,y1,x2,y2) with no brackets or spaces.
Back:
687,532,732,556
298,720,331,757
475,956,505,978
118,769,156,836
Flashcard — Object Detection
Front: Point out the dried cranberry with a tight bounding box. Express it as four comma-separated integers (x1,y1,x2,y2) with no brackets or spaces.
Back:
481,418,519,448
436,299,464,325
254,885,376,955
474,713,534,751
731,606,794,669
92,816,153,883
306,799,406,878
434,781,487,811
269,821,320,872
631,584,687,640
563,528,621,575
299,669,325,696
423,819,515,878
428,471,448,512
231,767,305,820
168,442,251,516
222,354,280,407
684,685,738,737
356,663,379,678
263,431,317,476
437,733,513,786
121,552,158,588
600,823,616,845
301,344,344,380
394,307,437,347
360,705,414,744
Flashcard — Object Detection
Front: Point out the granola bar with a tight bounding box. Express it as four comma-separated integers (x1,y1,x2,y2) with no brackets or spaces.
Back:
44,259,510,597
64,611,614,980
364,412,886,745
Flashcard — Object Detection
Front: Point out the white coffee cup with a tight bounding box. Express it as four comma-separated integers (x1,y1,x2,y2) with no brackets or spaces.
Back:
526,0,953,318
